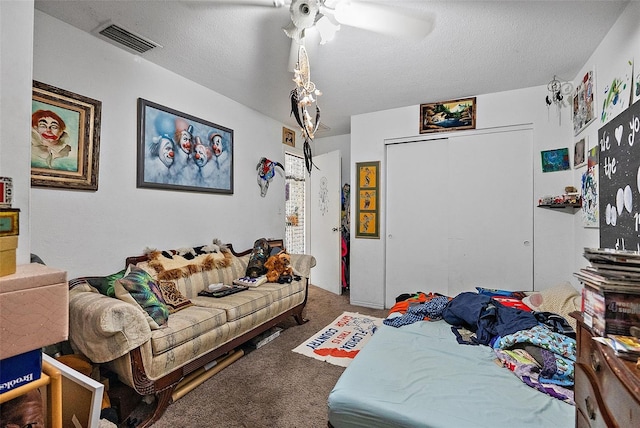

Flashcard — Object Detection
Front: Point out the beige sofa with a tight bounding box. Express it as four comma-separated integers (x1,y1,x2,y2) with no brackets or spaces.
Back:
67,242,315,427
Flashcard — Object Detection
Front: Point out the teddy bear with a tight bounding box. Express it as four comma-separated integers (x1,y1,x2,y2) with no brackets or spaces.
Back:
264,250,294,283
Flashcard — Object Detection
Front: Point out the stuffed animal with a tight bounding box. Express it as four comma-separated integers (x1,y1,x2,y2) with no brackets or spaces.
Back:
264,250,294,282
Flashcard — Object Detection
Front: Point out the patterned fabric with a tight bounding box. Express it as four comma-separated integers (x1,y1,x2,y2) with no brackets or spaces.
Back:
245,238,270,278
383,296,451,327
192,289,273,322
69,251,315,392
150,305,227,355
494,348,575,404
68,283,152,363
494,325,576,386
290,253,316,278
71,269,127,297
157,280,193,313
114,266,169,330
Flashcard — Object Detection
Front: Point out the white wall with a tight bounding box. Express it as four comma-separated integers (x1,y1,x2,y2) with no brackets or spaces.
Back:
30,11,291,278
313,133,351,187
348,1,640,309
0,1,34,264
570,2,640,273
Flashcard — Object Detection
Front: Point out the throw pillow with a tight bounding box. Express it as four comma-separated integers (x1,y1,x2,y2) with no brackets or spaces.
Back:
521,282,581,328
246,238,270,278
114,265,169,330
93,268,127,297
158,280,193,313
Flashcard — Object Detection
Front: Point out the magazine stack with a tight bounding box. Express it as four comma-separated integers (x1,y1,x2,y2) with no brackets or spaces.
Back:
574,248,640,337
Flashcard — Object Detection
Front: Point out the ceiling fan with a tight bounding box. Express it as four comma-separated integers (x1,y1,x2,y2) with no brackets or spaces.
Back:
208,0,436,45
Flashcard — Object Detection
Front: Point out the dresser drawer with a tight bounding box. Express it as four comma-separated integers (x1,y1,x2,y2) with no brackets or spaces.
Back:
575,363,613,428
581,335,640,426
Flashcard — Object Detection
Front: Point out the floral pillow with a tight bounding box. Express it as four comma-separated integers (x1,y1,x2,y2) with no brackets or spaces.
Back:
114,265,169,329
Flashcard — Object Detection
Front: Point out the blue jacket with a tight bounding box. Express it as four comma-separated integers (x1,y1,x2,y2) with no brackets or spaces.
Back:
442,292,538,345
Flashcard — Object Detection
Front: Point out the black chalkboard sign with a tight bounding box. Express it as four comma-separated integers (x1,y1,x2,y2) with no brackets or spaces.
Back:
599,100,640,250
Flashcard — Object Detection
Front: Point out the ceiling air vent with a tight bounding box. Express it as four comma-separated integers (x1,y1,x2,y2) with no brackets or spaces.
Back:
92,21,162,54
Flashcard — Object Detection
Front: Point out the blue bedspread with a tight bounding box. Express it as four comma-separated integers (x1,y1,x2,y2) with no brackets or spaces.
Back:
328,320,575,428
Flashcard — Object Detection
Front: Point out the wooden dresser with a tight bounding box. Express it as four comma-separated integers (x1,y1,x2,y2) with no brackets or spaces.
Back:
572,312,640,427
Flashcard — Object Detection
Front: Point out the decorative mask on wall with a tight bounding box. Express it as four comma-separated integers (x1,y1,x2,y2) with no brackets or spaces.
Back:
257,157,284,197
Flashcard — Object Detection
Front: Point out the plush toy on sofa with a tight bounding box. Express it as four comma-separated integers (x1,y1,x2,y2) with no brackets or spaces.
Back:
264,250,294,283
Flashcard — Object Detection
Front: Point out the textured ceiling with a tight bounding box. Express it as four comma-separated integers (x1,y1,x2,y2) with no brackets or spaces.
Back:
34,0,629,137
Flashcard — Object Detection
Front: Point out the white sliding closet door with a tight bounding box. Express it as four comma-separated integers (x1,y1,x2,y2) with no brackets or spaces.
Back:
385,127,533,308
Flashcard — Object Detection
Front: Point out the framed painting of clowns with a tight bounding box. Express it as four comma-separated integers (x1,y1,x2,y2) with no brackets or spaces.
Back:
31,81,102,190
137,98,234,194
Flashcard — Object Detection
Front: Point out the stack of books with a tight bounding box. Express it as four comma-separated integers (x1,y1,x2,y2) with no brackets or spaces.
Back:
574,248,640,336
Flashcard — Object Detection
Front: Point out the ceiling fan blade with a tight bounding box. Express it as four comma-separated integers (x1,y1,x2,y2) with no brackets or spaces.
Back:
189,0,289,6
333,1,434,40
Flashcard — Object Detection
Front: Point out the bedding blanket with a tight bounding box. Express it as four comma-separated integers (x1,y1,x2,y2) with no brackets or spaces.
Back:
328,320,574,428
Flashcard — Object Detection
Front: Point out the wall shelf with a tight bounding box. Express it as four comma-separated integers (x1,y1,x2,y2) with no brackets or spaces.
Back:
537,203,581,213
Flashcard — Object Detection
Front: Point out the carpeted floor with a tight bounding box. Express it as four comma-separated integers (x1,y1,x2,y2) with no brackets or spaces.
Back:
145,284,388,428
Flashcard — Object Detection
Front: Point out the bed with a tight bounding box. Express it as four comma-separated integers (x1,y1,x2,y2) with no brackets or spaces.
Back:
328,290,577,428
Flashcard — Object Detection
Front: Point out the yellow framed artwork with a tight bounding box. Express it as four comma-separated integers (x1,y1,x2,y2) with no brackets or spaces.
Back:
356,161,379,238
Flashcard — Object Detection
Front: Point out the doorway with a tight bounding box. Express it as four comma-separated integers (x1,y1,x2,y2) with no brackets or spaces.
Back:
309,150,342,295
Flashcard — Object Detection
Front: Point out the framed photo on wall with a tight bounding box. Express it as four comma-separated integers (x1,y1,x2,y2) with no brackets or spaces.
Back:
137,98,234,194
31,81,101,190
356,161,380,238
419,97,476,134
572,69,595,135
541,147,570,172
282,126,295,147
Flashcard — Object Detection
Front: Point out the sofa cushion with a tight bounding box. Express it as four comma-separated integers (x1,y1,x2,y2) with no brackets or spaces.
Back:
257,279,305,302
191,289,273,322
114,266,169,330
150,305,227,355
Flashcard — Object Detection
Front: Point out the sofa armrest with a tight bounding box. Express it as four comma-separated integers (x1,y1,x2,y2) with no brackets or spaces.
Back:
290,254,317,278
69,283,152,363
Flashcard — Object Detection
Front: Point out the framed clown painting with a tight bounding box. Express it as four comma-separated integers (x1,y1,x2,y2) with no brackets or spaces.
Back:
31,81,102,190
137,98,234,194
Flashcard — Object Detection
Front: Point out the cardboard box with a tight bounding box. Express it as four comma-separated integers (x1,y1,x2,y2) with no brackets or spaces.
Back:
582,284,640,336
0,264,68,360
0,235,18,277
0,348,42,393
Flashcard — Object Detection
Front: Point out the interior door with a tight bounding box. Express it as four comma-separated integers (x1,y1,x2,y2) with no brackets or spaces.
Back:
385,139,450,305
309,150,342,294
385,127,533,308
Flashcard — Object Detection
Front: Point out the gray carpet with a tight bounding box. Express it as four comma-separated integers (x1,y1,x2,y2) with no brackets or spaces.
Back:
149,285,388,428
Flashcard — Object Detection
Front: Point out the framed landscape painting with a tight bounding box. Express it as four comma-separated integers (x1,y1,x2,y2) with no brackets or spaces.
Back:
420,97,476,134
137,98,234,194
31,81,101,190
